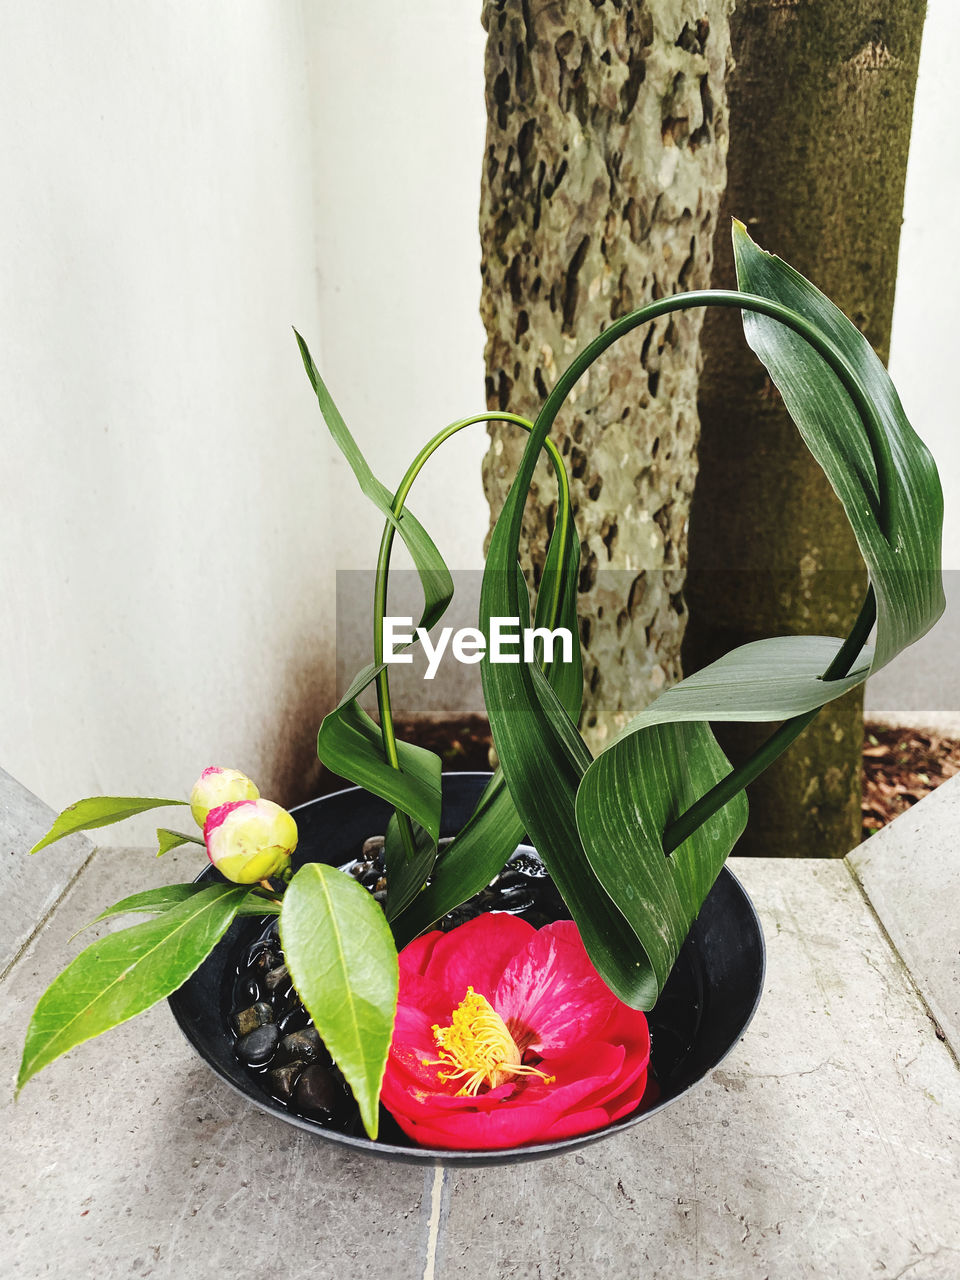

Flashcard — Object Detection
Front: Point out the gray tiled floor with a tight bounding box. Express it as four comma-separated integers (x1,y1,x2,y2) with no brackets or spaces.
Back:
2,789,959,1278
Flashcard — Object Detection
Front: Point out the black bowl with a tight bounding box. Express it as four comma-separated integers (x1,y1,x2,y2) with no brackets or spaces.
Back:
168,772,765,1166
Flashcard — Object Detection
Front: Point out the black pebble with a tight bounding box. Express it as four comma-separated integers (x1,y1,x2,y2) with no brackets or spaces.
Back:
266,1062,303,1102
508,852,548,878
498,885,535,912
497,870,527,892
293,1065,346,1121
251,945,281,974
236,1023,280,1067
520,910,553,929
278,1027,328,1067
264,964,290,993
278,1007,311,1036
232,1001,274,1038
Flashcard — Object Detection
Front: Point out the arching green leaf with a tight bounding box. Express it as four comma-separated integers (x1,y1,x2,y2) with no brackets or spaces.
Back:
572,225,944,1006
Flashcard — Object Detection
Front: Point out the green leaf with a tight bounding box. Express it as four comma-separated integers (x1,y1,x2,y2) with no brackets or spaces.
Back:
80,884,279,932
570,224,944,1006
280,864,398,1140
480,464,651,1007
392,482,585,944
391,769,521,945
17,883,248,1091
155,828,205,857
298,329,450,860
383,813,436,922
295,330,454,632
30,796,187,853
612,635,872,731
318,701,442,846
731,221,944,670
479,223,943,1010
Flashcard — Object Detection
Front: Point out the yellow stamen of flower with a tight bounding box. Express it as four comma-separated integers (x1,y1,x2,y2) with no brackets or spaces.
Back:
422,987,555,1097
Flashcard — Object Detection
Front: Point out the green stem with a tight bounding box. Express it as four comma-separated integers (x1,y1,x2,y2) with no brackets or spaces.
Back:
500,289,895,852
373,413,571,858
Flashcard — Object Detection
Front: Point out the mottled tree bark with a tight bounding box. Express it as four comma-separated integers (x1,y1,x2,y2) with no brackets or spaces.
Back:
685,0,926,856
480,0,733,753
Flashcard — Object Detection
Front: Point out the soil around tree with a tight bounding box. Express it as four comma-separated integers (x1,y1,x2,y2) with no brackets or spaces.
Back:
861,722,960,839
316,715,960,846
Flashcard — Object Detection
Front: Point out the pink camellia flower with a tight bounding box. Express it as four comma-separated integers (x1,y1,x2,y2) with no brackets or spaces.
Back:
190,766,259,829
381,914,651,1151
203,798,297,884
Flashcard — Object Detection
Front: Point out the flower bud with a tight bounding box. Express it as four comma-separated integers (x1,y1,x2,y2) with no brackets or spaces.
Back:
204,799,298,884
190,767,259,829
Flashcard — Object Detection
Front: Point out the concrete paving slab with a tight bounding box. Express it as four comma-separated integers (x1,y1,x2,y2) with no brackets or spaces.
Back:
0,766,92,975
2,852,958,1280
849,774,960,1061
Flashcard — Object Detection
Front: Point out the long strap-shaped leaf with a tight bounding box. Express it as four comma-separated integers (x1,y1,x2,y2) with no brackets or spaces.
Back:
299,332,453,851
296,331,454,634
392,526,584,943
306,382,584,932
483,225,943,1009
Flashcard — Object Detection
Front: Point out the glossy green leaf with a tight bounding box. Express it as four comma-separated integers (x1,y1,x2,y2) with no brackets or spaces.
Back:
280,864,398,1139
155,828,205,857
391,770,519,945
18,883,248,1091
481,474,651,1006
613,635,872,730
731,221,944,669
30,796,187,853
81,884,279,931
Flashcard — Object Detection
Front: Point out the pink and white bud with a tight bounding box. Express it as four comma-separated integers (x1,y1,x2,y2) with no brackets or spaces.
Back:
190,767,259,829
204,798,298,884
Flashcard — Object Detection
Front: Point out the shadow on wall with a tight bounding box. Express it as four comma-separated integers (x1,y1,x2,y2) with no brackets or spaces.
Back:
265,650,335,809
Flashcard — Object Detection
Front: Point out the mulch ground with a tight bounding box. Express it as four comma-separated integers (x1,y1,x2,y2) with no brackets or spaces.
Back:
318,714,960,842
861,722,960,839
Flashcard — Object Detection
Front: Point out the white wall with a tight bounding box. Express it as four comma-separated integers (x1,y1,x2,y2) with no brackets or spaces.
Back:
888,0,960,570
0,3,338,840
866,0,960,718
304,3,490,577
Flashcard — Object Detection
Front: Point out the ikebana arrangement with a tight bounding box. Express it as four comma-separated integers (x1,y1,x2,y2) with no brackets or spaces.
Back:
18,225,943,1154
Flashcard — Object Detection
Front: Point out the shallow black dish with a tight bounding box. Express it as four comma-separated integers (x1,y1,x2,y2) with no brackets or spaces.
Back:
168,772,765,1166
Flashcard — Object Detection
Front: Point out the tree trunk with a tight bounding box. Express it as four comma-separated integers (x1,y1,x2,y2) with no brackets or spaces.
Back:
480,0,733,753
684,0,926,856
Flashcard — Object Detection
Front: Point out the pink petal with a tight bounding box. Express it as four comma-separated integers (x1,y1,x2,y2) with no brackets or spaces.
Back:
396,970,453,1026
421,913,536,1003
494,921,622,1052
398,930,445,980
539,1105,615,1142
